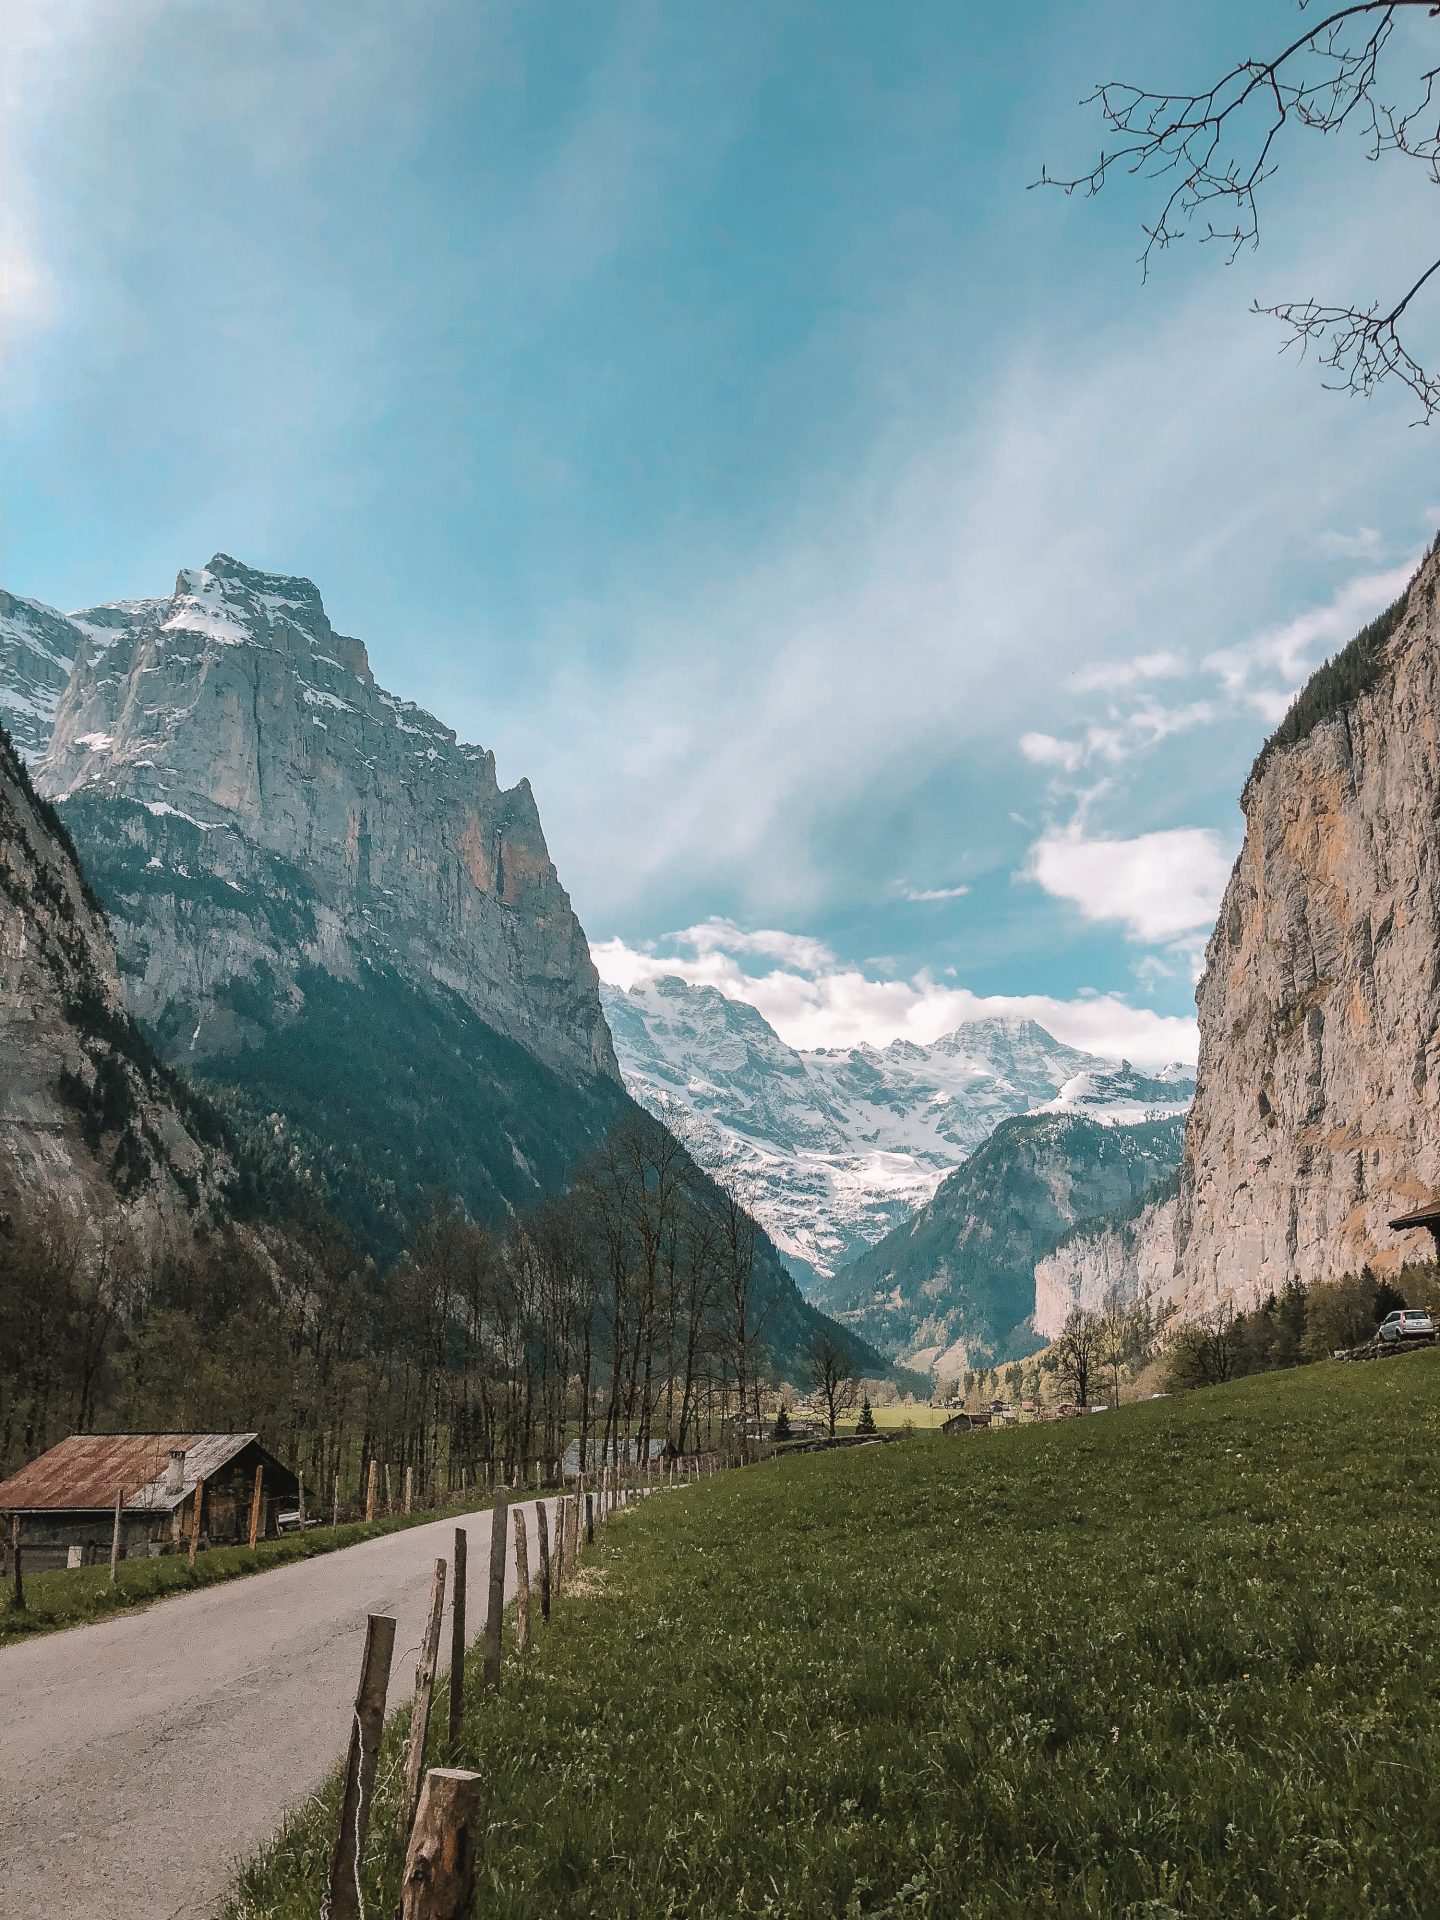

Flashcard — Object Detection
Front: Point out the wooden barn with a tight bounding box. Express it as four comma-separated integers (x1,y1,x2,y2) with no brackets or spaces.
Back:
0,1433,298,1571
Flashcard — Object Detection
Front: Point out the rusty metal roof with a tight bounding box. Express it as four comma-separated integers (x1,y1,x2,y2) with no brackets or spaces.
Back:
1389,1199,1440,1231
0,1434,277,1513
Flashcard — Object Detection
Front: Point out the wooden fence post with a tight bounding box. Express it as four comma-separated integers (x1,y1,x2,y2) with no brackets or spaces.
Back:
298,1474,306,1527
552,1496,567,1598
365,1458,378,1524
385,1463,394,1516
511,1507,531,1653
326,1612,396,1920
405,1464,414,1515
109,1487,123,1584
565,1491,580,1570
333,1472,340,1530
584,1492,594,1545
536,1500,552,1620
10,1515,23,1612
398,1558,448,1843
483,1489,509,1691
188,1478,205,1567
399,1768,482,1920
448,1527,467,1750
248,1464,264,1550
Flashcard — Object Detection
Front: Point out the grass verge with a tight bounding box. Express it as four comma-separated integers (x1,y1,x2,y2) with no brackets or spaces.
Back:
229,1353,1440,1918
0,1502,493,1645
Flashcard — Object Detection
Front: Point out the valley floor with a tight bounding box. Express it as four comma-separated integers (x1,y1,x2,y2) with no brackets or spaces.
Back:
233,1353,1440,1918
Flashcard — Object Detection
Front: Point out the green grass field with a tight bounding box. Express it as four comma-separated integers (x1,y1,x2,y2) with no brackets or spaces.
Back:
230,1353,1440,1919
0,1504,488,1644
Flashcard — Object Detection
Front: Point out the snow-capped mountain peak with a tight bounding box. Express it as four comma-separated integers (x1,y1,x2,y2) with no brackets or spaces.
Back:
602,976,1195,1291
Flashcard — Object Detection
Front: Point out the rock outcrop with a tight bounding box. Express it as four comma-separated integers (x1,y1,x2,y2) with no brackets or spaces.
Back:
39,554,617,1086
0,724,227,1239
1176,537,1440,1307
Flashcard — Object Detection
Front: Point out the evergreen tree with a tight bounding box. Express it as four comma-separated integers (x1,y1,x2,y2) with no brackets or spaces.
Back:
855,1395,877,1436
771,1404,792,1442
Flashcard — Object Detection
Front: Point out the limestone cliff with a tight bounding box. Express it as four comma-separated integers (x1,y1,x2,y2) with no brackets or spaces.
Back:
1032,1186,1179,1339
0,725,227,1238
1175,536,1440,1307
39,555,617,1086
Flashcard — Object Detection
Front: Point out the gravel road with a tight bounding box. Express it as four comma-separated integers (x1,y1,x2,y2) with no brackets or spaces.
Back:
0,1496,560,1920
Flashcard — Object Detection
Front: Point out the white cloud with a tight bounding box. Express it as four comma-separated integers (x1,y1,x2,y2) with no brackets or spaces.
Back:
593,927,1198,1068
1204,559,1416,718
1020,731,1084,772
1315,527,1384,561
900,882,970,902
1026,820,1234,944
1072,650,1187,694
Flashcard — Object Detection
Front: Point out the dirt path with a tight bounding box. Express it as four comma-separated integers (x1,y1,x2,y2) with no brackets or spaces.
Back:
0,1496,560,1920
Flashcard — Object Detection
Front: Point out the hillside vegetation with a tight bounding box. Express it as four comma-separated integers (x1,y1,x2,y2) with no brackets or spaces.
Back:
231,1350,1440,1919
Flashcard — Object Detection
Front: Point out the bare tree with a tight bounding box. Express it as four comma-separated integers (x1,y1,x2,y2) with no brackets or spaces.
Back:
1055,1306,1104,1408
1039,3,1440,418
804,1330,857,1437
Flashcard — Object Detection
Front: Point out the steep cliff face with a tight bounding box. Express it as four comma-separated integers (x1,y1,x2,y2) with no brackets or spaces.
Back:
1033,1186,1179,1339
0,726,227,1237
1176,539,1440,1307
820,1112,1186,1374
0,591,76,763
39,555,616,1085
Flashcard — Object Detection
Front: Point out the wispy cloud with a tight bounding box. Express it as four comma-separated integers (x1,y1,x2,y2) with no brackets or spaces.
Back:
594,924,1197,1067
900,882,970,903
1072,649,1187,694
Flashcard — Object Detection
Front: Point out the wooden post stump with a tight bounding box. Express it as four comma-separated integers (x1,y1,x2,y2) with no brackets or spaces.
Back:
398,1558,448,1843
511,1506,531,1652
365,1458,378,1524
384,1463,394,1516
399,1767,482,1920
326,1611,396,1920
10,1516,23,1612
332,1472,340,1530
448,1527,467,1750
483,1489,509,1692
585,1492,594,1545
405,1463,414,1515
109,1487,123,1584
565,1491,580,1569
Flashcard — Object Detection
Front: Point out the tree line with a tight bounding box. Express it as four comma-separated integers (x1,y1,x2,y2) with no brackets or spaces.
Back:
0,1109,845,1496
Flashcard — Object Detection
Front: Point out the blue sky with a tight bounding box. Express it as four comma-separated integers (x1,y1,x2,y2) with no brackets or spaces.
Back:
5,1,1438,1065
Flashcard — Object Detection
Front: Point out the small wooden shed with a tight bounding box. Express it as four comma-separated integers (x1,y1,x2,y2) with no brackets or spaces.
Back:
0,1432,298,1571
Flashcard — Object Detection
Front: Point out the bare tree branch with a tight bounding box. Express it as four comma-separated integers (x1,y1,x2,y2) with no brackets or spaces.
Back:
1036,2,1440,419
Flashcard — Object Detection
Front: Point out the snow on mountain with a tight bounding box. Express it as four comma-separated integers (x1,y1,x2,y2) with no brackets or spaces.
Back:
0,590,78,762
602,977,1194,1290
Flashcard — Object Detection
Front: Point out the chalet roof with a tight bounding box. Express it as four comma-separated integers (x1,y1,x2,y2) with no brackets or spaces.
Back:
1388,1199,1440,1231
0,1433,291,1514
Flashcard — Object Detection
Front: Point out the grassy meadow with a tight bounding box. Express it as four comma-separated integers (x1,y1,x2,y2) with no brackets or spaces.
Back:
231,1352,1440,1918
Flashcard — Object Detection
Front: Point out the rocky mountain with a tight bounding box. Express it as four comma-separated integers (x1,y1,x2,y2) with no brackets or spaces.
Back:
1175,534,1440,1308
604,976,1193,1287
0,553,639,1255
817,1112,1187,1375
0,591,76,764
0,722,228,1241
40,555,616,1085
